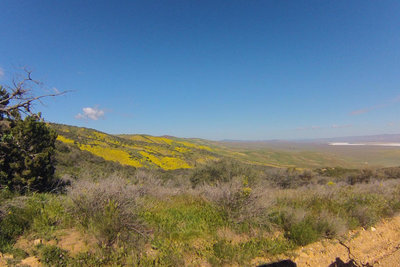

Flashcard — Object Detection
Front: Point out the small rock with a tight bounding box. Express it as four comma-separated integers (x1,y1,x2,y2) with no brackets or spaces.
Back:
4,254,14,259
33,239,43,245
371,227,376,231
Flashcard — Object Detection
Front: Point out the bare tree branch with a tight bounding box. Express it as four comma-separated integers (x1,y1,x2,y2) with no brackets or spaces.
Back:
0,68,70,118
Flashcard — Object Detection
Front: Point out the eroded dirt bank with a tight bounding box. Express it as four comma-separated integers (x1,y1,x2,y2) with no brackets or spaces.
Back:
291,214,400,266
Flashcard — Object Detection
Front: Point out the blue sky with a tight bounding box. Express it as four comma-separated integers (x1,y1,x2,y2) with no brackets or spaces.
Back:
1,1,399,140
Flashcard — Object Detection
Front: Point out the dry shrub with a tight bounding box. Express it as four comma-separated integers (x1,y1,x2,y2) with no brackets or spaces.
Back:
195,180,274,226
317,211,348,237
132,169,185,199
67,177,146,247
189,159,257,188
266,168,318,189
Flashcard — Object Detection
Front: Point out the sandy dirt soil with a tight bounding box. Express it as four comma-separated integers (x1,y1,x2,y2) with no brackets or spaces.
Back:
291,214,400,266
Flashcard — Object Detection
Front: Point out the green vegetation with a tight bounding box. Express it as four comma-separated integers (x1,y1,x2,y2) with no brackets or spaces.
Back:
1,86,58,193
2,156,400,265
1,80,400,266
38,244,70,267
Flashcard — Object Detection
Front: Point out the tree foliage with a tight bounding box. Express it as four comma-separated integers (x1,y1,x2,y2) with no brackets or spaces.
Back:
0,71,62,193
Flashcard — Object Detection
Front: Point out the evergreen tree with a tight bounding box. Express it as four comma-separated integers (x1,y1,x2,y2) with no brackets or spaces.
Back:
0,81,58,193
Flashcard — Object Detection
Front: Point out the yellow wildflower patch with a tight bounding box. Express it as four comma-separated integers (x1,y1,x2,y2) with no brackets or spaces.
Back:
79,144,142,168
175,140,212,151
57,135,75,144
175,146,191,153
161,157,191,170
140,151,191,170
52,125,220,170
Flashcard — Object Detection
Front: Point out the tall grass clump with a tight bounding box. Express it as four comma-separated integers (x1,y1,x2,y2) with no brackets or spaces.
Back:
0,193,67,251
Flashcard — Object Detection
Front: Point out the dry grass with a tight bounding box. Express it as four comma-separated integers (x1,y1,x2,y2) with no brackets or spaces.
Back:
67,177,146,247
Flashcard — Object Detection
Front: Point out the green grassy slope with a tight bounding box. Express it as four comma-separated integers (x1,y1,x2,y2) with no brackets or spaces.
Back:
51,123,399,169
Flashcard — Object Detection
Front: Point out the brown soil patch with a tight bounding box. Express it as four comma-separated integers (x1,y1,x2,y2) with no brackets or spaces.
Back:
11,228,95,266
20,256,41,267
292,215,400,266
57,229,96,256
0,254,7,267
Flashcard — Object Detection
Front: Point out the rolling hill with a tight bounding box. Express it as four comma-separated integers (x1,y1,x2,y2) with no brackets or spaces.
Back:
51,123,219,170
51,123,400,170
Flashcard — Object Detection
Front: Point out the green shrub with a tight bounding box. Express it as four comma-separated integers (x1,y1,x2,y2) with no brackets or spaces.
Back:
190,159,255,187
38,244,70,267
0,204,30,251
28,194,67,237
68,252,105,267
0,193,66,251
144,195,224,241
139,240,185,267
287,218,319,246
211,237,294,265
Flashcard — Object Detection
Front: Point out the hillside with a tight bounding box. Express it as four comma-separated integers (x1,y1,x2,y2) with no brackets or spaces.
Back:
52,124,400,170
51,124,219,170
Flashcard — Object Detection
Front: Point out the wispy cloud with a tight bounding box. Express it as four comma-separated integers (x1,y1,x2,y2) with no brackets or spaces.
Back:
350,108,371,115
75,106,105,120
0,67,4,78
296,124,352,131
350,95,400,115
331,124,352,129
296,126,322,131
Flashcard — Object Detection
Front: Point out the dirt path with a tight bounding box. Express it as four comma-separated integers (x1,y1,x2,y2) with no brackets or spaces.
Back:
291,214,400,266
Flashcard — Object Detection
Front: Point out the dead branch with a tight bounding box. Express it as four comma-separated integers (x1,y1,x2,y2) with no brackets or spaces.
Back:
0,68,69,118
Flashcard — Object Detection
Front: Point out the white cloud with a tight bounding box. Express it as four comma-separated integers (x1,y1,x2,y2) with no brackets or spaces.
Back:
75,106,105,120
0,67,4,78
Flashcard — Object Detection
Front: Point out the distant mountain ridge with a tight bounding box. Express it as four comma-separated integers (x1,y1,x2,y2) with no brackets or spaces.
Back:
309,134,400,143
221,134,400,144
